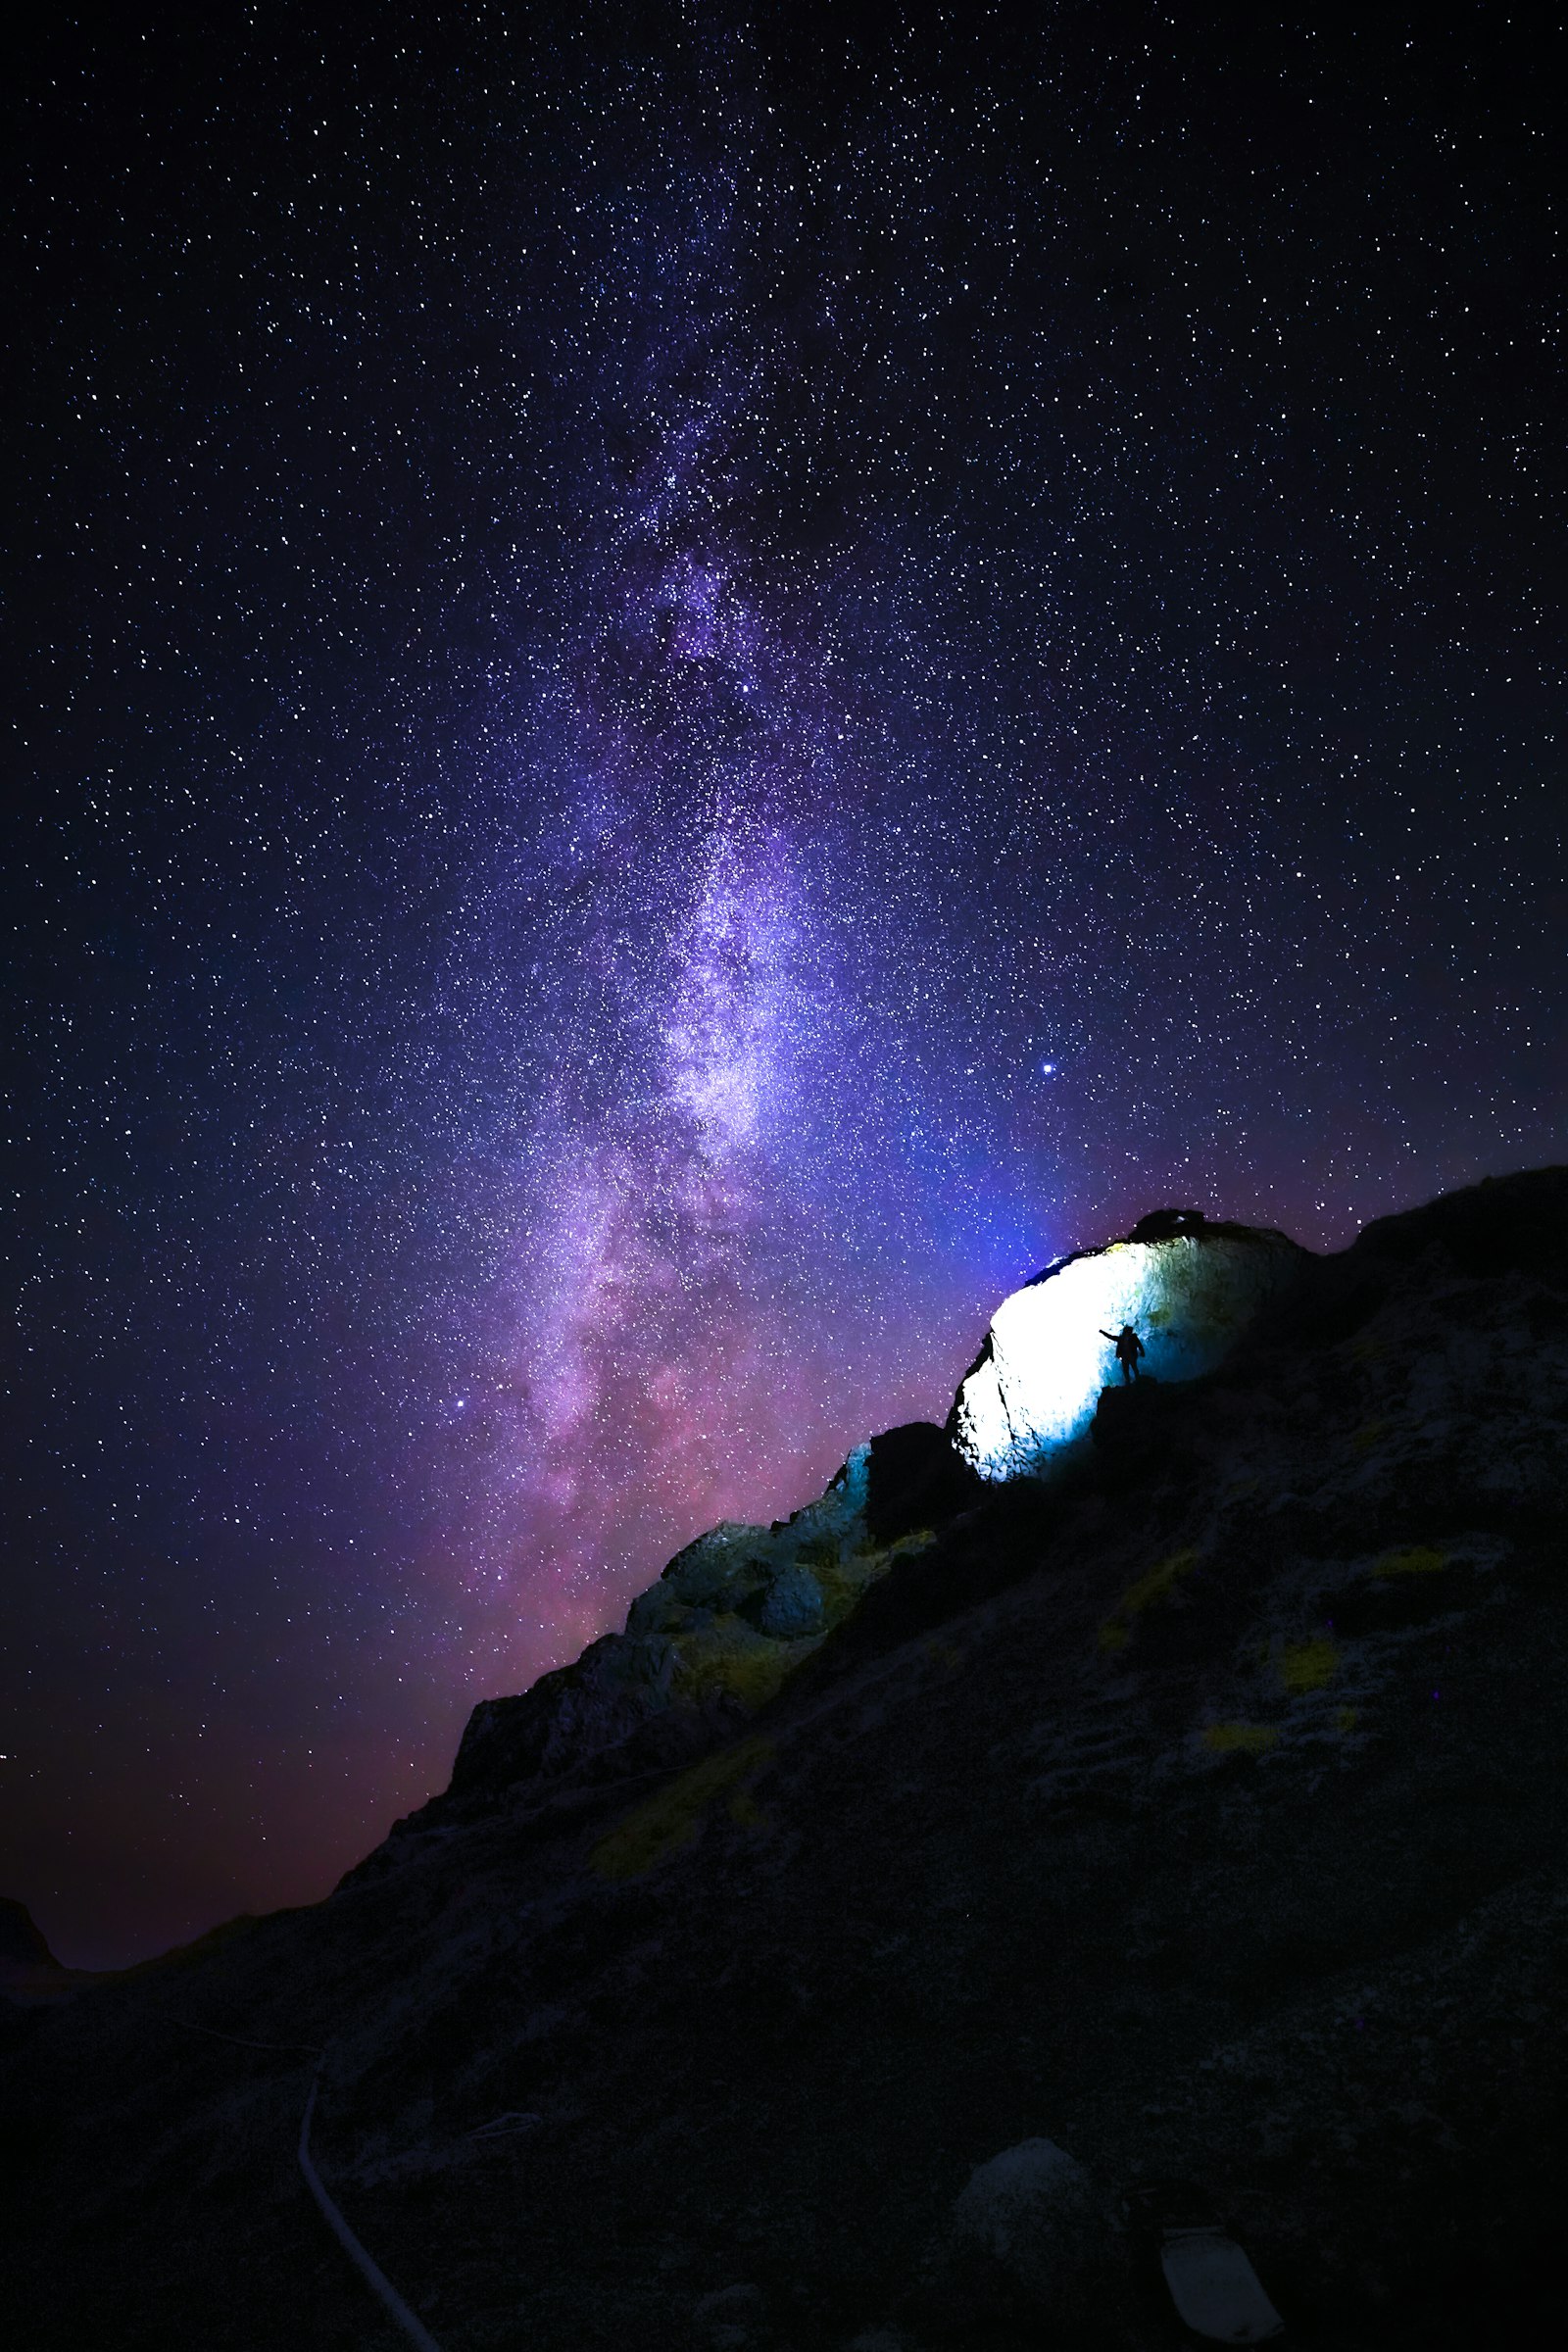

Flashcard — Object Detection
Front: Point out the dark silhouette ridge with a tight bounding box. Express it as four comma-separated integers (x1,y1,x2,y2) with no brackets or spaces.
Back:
0,1898,59,1975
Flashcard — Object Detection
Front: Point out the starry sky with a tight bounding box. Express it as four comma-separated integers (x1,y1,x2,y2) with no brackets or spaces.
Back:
5,4,1563,1967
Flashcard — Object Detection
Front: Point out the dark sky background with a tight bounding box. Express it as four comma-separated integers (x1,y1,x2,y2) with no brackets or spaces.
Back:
4,3,1562,1968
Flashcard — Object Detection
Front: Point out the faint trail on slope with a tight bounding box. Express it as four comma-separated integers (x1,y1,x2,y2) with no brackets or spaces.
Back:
298,2072,447,2352
172,2019,446,2352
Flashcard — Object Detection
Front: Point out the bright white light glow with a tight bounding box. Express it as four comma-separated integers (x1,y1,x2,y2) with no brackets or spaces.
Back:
951,1232,1299,1481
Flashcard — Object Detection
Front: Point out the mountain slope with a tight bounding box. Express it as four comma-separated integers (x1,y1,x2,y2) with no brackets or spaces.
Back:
4,1168,1567,2352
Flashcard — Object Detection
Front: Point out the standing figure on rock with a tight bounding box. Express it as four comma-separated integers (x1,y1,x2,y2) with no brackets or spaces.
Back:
1102,1324,1146,1385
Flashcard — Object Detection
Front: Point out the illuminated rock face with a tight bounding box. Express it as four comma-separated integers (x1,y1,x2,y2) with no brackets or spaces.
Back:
949,1219,1303,1482
453,1218,1303,1799
450,1445,912,1793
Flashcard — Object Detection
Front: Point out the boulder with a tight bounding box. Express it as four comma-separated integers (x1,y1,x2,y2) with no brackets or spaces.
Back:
929,2135,1110,2325
661,1523,775,1611
863,1421,984,1544
757,1564,826,1638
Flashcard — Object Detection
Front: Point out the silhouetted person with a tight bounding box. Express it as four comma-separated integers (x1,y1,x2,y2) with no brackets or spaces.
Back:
1101,1324,1146,1384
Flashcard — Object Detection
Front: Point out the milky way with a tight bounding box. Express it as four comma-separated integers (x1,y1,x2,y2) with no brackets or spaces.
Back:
7,7,1563,1962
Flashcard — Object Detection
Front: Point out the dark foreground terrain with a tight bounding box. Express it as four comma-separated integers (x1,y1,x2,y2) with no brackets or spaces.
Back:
6,1169,1568,2350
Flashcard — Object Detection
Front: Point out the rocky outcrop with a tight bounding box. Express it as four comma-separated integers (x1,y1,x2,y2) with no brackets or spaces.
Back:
446,1442,964,1804
948,1209,1304,1480
446,1224,1287,1809
448,1630,716,1797
863,1420,986,1544
442,1215,1304,1813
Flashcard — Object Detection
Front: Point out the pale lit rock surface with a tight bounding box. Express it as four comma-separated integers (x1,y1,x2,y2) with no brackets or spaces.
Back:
952,2135,1097,2266
949,1217,1303,1481
448,1444,900,1795
939,2134,1108,2318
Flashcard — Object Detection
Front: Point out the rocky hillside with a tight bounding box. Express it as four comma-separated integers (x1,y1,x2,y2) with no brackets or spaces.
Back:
4,1168,1567,2351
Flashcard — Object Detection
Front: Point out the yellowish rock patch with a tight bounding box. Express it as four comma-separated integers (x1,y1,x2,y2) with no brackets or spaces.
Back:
1374,1544,1448,1578
1280,1639,1339,1693
1099,1548,1200,1652
1201,1722,1280,1755
592,1737,774,1883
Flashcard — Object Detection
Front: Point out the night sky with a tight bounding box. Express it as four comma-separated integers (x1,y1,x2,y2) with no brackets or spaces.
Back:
5,5,1563,1968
